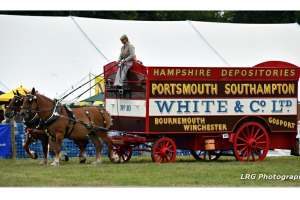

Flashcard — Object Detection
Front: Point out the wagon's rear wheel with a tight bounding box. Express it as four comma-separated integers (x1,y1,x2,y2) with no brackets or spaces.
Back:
233,121,270,161
151,137,176,163
109,144,132,163
190,150,222,161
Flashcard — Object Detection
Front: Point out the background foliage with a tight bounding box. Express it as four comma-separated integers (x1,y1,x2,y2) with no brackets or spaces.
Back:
0,11,299,23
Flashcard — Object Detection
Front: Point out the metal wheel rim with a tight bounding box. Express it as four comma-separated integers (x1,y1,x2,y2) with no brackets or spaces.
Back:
233,122,269,162
190,150,222,161
152,137,176,163
109,145,132,163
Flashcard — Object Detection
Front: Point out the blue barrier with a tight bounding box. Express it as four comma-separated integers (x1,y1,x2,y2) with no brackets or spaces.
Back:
0,124,11,158
14,123,109,159
3,123,188,159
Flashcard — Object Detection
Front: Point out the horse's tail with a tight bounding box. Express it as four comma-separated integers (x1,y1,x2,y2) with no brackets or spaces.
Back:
99,108,112,129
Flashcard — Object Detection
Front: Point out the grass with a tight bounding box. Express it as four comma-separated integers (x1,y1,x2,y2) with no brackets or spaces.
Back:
0,155,299,187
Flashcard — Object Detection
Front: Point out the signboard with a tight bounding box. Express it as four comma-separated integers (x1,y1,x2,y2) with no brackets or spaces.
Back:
148,67,298,133
0,124,11,158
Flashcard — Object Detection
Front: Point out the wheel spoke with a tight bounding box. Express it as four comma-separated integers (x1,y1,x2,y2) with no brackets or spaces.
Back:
237,143,247,147
253,129,260,139
166,150,175,153
255,132,265,141
250,126,255,138
242,148,248,158
165,141,170,147
246,126,251,135
166,151,173,158
237,136,248,143
239,145,248,154
240,131,248,141
165,154,171,161
154,150,161,154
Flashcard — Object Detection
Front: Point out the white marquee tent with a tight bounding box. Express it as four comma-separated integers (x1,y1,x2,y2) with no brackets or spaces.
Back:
0,14,300,99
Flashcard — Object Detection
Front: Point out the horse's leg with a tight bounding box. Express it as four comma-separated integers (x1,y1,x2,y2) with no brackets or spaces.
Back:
80,140,88,164
96,132,112,150
89,134,103,165
51,132,64,167
23,135,37,159
75,140,87,164
40,134,49,165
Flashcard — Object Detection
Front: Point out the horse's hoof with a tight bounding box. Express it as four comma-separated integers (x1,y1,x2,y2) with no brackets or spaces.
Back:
92,160,102,165
63,155,69,162
79,158,87,164
31,151,38,159
39,160,47,165
50,161,59,167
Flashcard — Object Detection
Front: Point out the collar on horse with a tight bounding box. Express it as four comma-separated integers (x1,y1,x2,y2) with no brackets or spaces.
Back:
42,99,61,127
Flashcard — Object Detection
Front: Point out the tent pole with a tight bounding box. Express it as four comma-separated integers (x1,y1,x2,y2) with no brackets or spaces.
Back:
10,120,16,159
89,72,92,97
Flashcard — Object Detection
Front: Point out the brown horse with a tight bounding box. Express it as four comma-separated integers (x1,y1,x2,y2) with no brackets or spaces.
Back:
20,88,112,166
4,92,49,163
6,92,89,165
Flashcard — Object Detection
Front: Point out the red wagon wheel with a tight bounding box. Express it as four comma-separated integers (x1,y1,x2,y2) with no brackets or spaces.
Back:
151,137,177,163
190,150,222,161
108,144,133,163
233,121,270,162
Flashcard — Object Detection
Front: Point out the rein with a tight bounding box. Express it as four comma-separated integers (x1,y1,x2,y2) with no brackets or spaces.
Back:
26,113,39,124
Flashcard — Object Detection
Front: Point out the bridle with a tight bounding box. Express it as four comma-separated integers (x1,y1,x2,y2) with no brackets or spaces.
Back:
22,94,61,127
5,95,24,118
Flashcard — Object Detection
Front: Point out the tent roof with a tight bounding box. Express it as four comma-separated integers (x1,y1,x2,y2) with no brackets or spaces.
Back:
0,15,299,98
0,85,29,102
81,93,104,102
190,21,300,67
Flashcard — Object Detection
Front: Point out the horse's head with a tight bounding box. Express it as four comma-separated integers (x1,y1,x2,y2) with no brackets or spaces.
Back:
4,90,24,119
20,88,39,122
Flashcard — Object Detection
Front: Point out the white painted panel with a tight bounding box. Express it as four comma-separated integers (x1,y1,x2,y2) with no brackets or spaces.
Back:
106,99,146,117
149,98,297,116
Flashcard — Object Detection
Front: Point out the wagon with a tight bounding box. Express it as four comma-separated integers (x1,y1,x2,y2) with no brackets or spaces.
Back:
104,60,299,163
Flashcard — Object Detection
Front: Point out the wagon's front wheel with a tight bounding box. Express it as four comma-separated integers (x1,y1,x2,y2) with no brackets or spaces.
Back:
109,144,132,163
190,150,222,161
233,121,270,161
151,137,176,163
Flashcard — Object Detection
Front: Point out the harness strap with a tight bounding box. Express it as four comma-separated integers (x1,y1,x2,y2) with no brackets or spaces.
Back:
64,105,76,138
43,100,60,127
24,113,40,128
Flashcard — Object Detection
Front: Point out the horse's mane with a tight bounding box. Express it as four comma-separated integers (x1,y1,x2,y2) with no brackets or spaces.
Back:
36,92,54,103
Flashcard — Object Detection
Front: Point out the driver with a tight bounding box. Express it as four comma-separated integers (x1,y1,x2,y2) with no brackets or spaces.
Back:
113,34,136,88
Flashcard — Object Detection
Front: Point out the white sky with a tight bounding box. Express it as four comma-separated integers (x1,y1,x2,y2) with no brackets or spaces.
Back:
0,15,300,100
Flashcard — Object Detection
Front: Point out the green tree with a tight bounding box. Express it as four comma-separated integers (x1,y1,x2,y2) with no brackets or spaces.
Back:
228,11,297,23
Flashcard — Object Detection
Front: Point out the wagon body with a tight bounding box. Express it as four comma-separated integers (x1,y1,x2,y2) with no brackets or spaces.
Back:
104,60,299,162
